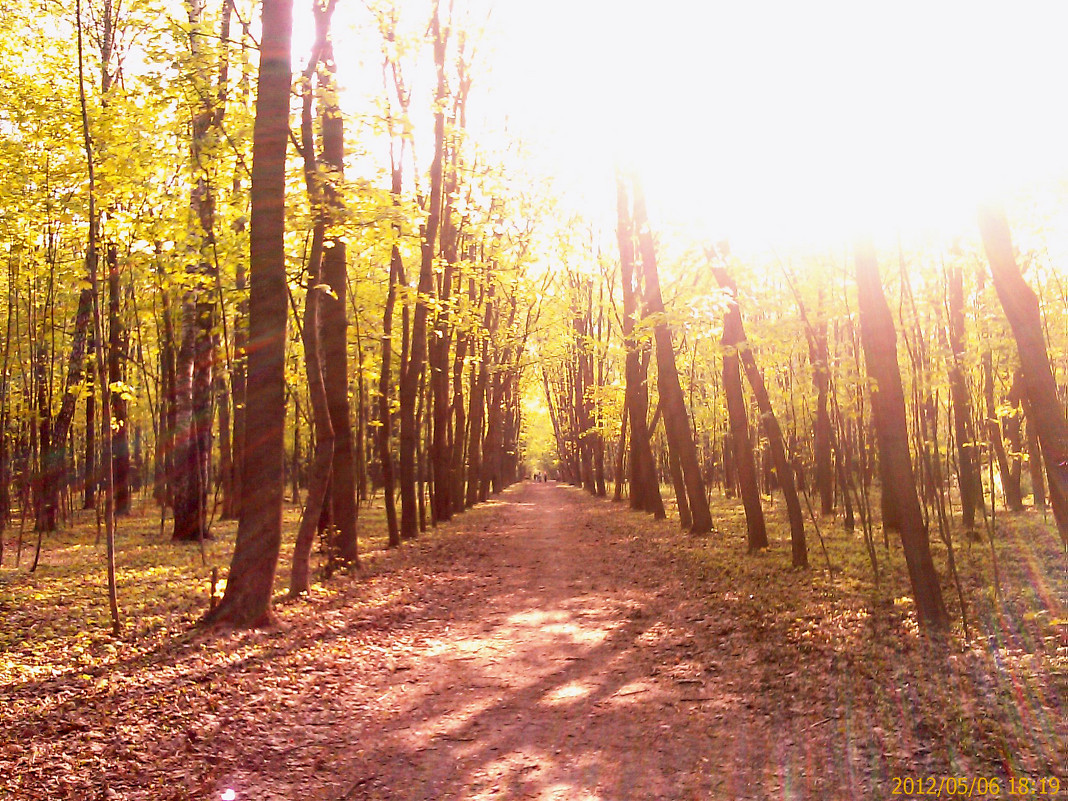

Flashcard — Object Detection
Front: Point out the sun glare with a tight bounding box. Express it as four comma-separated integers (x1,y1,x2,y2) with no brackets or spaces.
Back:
472,0,1068,251
302,0,1068,252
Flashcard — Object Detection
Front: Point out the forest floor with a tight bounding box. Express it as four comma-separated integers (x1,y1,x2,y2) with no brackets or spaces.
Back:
0,481,1066,800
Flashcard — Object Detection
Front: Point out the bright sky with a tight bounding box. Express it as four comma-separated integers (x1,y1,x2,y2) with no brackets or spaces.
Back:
472,0,1068,249
314,0,1068,252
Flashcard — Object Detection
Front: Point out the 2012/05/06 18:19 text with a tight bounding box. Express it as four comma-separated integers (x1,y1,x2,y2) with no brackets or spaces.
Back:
890,775,1061,796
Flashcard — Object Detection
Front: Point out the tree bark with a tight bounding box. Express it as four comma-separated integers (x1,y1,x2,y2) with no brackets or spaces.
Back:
632,181,712,533
107,243,130,515
856,238,948,630
316,0,358,567
399,0,446,540
719,283,767,551
614,174,664,518
946,262,983,529
978,204,1068,543
712,259,805,564
205,0,292,628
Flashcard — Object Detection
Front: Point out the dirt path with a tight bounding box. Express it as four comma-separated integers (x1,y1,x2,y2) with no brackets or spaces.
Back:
221,482,801,801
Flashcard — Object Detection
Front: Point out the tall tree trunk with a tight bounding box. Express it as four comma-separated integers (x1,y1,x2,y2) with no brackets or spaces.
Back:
380,240,401,546
978,204,1068,543
982,350,1021,511
1024,395,1046,508
173,0,224,541
720,282,767,551
107,243,130,515
399,0,446,540
632,181,712,532
856,238,948,630
78,0,119,633
0,275,12,540
230,257,247,520
614,174,664,518
290,27,336,593
290,274,332,594
465,289,490,509
315,0,358,566
812,301,834,515
205,0,292,628
946,262,983,529
83,365,96,509
711,258,806,565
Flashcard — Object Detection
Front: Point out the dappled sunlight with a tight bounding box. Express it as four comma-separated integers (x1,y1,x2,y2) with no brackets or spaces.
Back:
540,678,598,706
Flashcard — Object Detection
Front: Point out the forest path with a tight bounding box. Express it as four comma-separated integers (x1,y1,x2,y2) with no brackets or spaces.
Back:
224,481,806,801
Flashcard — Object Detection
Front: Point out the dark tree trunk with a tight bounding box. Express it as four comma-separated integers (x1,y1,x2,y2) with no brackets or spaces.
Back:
720,283,767,551
812,307,834,516
399,0,446,540
465,289,490,509
173,0,225,541
205,0,292,628
83,370,96,509
316,3,358,566
380,243,401,546
289,271,332,594
633,181,712,532
229,254,247,520
978,204,1068,543
856,238,948,630
0,278,11,539
614,174,664,518
946,262,983,529
154,248,178,511
107,244,130,515
982,350,1022,511
712,258,806,565
1024,398,1046,508
34,342,54,532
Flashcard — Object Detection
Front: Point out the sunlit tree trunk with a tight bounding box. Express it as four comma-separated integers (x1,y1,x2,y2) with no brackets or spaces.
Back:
712,257,805,564
399,0,446,540
316,0,358,566
978,204,1068,543
632,180,712,533
614,174,664,518
946,262,982,529
106,243,130,515
205,0,292,628
719,279,766,551
856,238,947,629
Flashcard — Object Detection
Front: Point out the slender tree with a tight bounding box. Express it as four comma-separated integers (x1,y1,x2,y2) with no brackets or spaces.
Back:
205,0,292,627
856,238,948,629
977,204,1068,543
614,173,664,518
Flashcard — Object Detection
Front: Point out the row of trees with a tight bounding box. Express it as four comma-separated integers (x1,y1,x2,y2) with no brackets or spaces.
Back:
2,0,1066,632
540,192,1068,631
0,0,547,625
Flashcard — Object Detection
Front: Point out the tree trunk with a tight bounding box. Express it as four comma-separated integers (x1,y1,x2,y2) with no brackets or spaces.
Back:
712,258,806,565
399,0,446,540
856,238,948,630
107,243,130,515
380,238,401,546
205,0,292,628
982,350,1021,511
946,262,983,529
316,1,358,566
83,369,96,509
978,204,1068,543
614,174,664,518
632,181,712,532
720,286,767,551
